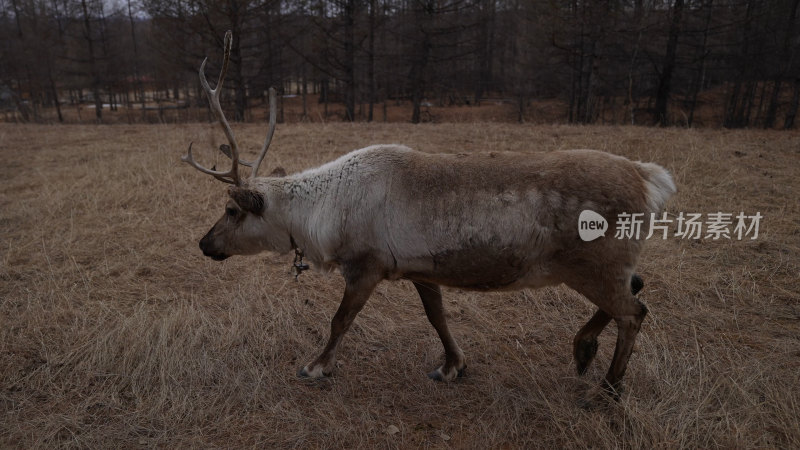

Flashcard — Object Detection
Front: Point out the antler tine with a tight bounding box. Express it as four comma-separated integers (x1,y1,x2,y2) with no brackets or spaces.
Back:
217,31,231,93
187,30,241,185
239,87,277,178
181,143,237,184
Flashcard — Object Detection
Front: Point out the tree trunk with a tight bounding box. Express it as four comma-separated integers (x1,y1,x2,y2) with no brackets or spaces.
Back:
228,6,247,122
764,0,800,128
367,0,376,122
724,0,755,128
49,74,63,123
301,67,308,121
654,0,684,126
128,0,146,121
474,0,495,104
580,39,596,124
765,80,783,129
410,1,433,124
7,81,31,122
626,29,642,125
785,78,800,129
687,0,713,127
80,0,102,121
343,0,356,121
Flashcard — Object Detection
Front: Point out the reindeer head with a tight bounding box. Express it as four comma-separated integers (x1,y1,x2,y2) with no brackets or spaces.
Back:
183,31,290,261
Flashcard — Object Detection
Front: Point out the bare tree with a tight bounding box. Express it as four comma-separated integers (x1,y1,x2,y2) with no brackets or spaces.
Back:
0,0,797,128
654,0,684,126
764,0,800,128
79,0,104,121
408,0,433,124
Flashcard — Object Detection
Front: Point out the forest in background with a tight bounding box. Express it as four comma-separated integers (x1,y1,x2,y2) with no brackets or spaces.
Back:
1,0,799,127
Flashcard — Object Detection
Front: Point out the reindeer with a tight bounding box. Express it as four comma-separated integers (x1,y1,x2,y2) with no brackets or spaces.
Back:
183,32,676,397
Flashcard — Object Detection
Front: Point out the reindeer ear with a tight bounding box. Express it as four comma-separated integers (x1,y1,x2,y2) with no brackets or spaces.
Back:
229,187,265,214
269,166,287,178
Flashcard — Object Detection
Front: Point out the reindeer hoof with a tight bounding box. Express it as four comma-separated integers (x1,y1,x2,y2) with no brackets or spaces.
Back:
578,382,622,409
427,365,466,382
427,369,444,381
297,365,330,379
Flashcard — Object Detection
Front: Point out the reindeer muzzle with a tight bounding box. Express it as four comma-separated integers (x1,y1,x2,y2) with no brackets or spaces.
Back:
199,232,229,261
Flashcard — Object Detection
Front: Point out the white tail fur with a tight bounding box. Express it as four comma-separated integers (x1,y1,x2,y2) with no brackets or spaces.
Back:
636,162,677,214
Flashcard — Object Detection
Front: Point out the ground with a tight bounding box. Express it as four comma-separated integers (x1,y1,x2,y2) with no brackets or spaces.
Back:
1,123,799,448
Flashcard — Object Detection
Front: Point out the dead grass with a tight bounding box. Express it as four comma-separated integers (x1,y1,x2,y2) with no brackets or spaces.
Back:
1,122,799,448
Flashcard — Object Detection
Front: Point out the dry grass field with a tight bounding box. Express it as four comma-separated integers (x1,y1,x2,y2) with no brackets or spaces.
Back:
1,122,799,448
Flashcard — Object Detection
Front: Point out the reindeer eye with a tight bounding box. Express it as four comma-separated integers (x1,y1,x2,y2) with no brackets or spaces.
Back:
225,207,237,217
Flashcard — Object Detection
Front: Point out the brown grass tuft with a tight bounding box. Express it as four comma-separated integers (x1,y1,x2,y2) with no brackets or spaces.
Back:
1,123,799,447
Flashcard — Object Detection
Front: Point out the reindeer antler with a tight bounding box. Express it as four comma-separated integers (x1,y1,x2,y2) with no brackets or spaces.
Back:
239,87,277,178
182,31,278,184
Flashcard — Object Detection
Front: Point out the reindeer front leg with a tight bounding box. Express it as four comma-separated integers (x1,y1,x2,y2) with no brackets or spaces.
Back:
299,264,382,379
413,281,466,381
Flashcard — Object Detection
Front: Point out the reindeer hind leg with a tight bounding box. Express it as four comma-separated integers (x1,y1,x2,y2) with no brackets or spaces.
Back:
573,272,645,375
603,298,648,398
568,270,649,399
573,309,612,375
